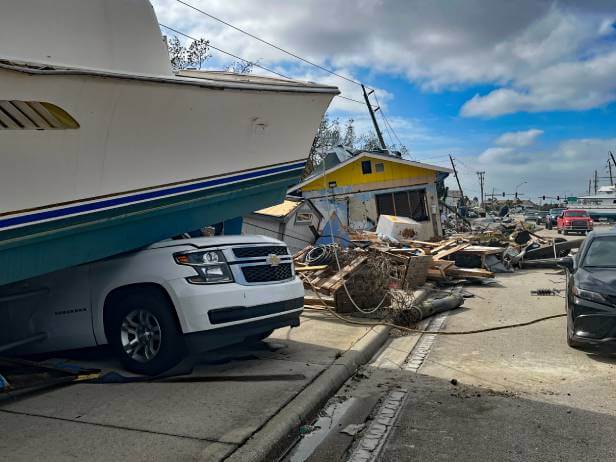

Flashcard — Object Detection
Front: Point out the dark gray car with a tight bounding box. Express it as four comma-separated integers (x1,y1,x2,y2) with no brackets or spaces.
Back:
560,230,616,348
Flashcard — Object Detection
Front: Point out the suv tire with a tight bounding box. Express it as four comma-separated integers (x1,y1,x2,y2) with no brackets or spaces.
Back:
105,288,186,376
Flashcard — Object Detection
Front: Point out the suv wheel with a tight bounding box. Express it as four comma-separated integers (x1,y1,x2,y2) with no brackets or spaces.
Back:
106,288,186,375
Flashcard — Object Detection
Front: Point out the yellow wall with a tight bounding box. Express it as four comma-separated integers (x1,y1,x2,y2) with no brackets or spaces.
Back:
301,156,438,192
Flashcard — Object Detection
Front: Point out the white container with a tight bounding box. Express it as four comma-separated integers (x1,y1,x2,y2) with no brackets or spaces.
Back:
376,215,433,242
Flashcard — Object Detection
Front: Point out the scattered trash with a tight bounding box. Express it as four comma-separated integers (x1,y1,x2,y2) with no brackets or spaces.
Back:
530,288,564,296
340,423,366,436
299,424,319,435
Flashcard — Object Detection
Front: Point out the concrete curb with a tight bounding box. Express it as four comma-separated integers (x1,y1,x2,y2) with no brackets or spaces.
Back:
224,325,391,462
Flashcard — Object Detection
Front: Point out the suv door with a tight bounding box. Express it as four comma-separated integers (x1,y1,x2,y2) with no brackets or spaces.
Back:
0,265,95,355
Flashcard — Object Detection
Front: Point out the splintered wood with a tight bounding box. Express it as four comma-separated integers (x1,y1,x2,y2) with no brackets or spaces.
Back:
298,254,368,296
295,233,498,305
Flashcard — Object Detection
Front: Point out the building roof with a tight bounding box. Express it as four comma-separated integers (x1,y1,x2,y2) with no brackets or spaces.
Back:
290,151,452,192
253,200,302,218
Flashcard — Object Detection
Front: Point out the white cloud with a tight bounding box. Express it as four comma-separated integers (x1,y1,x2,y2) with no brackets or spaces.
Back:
495,129,544,147
461,50,616,117
152,0,616,117
466,137,616,197
478,146,516,163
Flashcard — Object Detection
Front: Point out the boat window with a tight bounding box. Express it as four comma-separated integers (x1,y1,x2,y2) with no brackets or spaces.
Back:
583,237,616,268
0,101,79,130
375,162,385,173
361,160,372,174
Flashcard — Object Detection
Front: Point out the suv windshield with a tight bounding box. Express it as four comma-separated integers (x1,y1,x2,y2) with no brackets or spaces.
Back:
583,236,616,268
550,209,564,215
564,211,588,217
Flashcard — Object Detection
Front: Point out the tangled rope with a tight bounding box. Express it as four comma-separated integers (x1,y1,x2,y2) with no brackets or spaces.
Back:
300,274,566,335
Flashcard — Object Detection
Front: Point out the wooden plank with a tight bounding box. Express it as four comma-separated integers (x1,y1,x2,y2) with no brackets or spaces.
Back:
383,248,426,256
403,240,441,248
308,269,336,286
295,265,329,272
321,256,367,292
431,260,455,270
293,245,313,261
445,266,494,279
431,260,454,279
376,250,409,265
459,246,504,255
432,243,470,260
303,296,335,306
427,268,446,280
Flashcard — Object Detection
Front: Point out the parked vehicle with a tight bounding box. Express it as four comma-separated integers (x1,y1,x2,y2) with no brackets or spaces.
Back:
534,210,549,225
557,209,593,235
560,230,616,348
523,209,541,222
0,235,303,375
545,208,565,230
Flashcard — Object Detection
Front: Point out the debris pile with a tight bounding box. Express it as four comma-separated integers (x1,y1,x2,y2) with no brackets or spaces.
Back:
295,214,582,324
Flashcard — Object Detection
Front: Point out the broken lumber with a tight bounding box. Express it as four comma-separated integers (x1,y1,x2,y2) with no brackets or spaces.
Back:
432,242,470,260
295,265,329,272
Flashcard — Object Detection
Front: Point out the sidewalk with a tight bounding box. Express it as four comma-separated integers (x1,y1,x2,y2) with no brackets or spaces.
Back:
0,310,388,461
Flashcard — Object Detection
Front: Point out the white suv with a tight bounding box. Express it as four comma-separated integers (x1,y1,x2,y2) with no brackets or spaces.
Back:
0,235,304,375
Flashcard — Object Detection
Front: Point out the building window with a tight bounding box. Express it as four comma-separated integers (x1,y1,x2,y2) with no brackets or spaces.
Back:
295,212,314,224
375,189,429,221
375,162,384,173
361,160,372,174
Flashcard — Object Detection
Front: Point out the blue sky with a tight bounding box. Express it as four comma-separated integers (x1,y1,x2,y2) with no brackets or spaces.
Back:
154,0,616,200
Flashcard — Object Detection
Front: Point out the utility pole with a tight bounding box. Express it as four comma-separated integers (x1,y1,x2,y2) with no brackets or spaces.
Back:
476,171,485,208
610,151,616,186
594,170,598,194
588,179,592,195
361,84,386,151
449,154,465,207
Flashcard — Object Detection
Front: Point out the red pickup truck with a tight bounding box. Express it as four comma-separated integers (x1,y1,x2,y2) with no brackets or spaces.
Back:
556,209,593,235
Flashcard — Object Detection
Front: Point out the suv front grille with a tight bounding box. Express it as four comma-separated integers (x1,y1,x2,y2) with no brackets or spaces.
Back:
233,246,289,258
242,263,293,283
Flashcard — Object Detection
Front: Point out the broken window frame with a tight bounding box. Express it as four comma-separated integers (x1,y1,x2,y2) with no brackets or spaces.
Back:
375,189,429,222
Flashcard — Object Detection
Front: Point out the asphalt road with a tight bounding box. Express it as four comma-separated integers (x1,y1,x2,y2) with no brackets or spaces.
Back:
380,267,616,461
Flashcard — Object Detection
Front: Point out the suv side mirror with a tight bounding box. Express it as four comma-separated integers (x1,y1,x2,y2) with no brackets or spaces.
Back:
557,256,574,272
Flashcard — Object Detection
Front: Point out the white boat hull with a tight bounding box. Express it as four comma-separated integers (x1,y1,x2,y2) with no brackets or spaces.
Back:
0,68,333,217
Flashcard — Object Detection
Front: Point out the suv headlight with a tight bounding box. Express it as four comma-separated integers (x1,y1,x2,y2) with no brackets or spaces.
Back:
174,250,234,284
572,286,607,304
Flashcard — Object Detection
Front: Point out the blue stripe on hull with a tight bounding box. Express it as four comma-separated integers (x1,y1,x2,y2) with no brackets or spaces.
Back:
0,166,303,286
1,161,305,231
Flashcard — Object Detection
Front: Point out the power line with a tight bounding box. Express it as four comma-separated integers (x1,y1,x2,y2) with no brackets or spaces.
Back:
159,23,367,107
160,24,288,79
173,0,364,87
336,95,367,106
372,91,404,149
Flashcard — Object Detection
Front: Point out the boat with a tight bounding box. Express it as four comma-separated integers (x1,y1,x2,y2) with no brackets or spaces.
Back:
567,186,616,220
0,0,338,285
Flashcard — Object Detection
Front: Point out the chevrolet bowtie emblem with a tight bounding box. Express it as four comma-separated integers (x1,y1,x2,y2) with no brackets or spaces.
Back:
266,254,281,267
